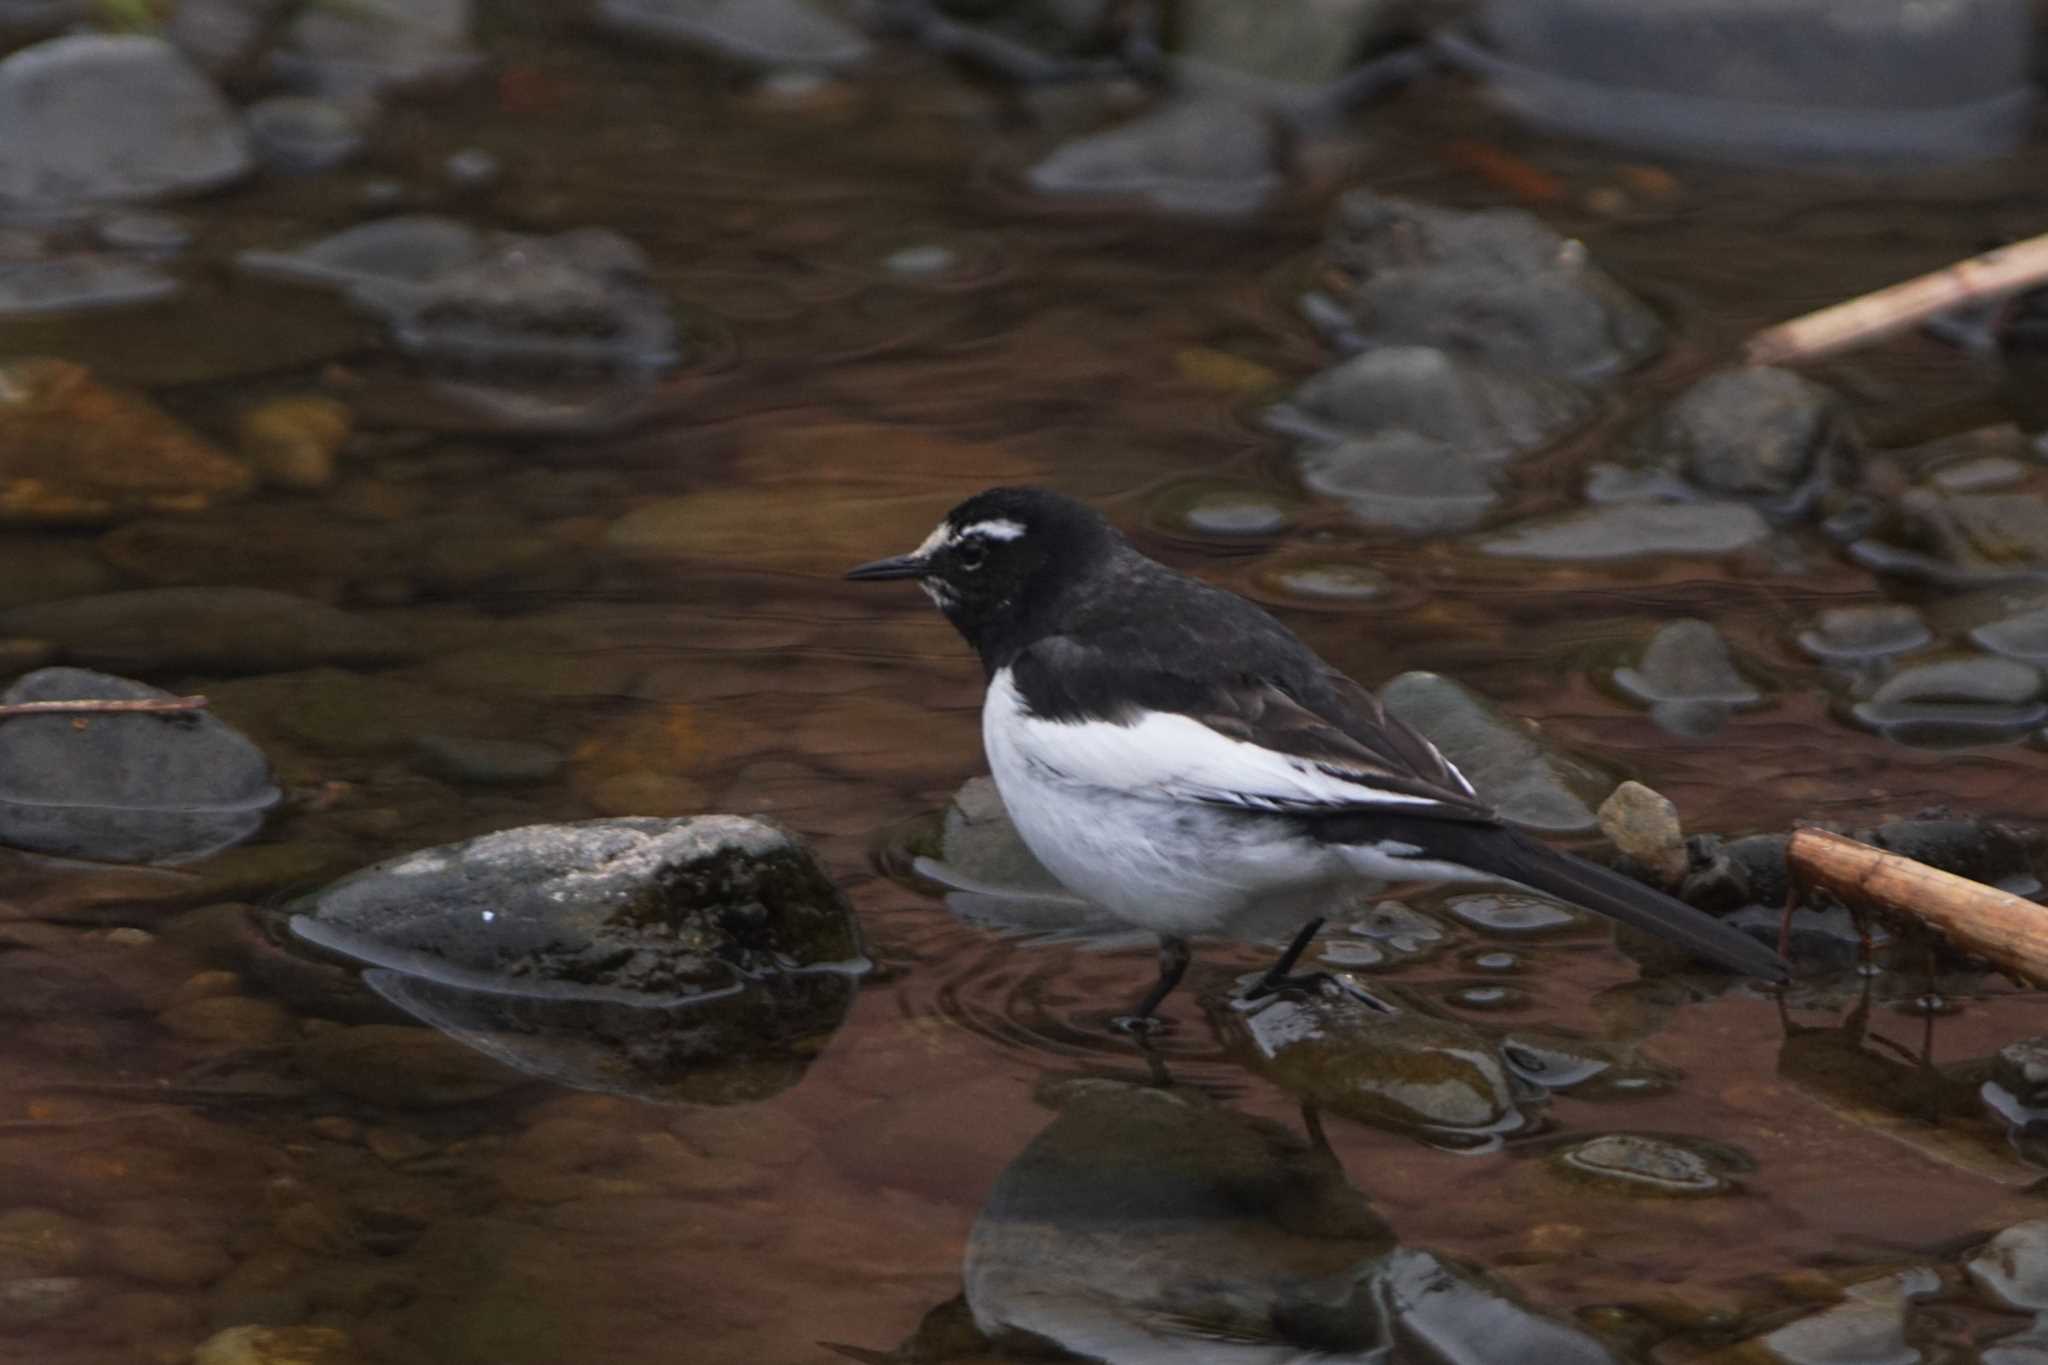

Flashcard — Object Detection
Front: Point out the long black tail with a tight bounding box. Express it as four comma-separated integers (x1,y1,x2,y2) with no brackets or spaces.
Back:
1479,828,1787,980
1318,816,1788,980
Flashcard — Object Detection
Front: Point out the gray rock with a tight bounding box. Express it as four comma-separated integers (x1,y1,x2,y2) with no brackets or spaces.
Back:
1552,1133,1734,1195
1499,1033,1679,1097
1381,671,1612,831
412,735,564,786
1973,604,2048,663
1271,345,1593,461
0,588,413,675
1612,618,1759,737
237,215,483,292
1171,0,1406,94
1994,1037,2048,1108
1631,367,1853,515
277,0,480,95
95,211,191,256
1027,97,1280,217
1753,1269,1934,1365
348,228,678,377
0,667,279,864
0,36,251,214
1442,891,1584,936
0,254,181,317
289,816,865,1006
1598,780,1686,886
244,96,368,175
1298,432,1499,533
1850,654,2046,745
595,0,872,67
1971,1222,2048,1312
1891,489,2048,578
1372,1247,1623,1365
166,0,289,74
1476,500,1771,561
1798,604,1932,663
1220,986,1531,1145
1320,192,1662,380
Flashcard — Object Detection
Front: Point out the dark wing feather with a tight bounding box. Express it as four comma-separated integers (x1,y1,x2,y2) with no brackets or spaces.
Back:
1010,633,1494,821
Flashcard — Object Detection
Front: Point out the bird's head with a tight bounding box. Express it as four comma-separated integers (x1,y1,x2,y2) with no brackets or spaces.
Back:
846,487,1118,650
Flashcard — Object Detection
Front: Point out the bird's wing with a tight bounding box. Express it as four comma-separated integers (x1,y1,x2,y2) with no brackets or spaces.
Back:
1002,636,1492,820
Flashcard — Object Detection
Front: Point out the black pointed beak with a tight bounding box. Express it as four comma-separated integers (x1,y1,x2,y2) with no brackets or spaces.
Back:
845,553,928,582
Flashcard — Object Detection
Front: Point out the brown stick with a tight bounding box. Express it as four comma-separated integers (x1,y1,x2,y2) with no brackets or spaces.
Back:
1787,827,2048,985
1744,232,2048,367
0,696,209,719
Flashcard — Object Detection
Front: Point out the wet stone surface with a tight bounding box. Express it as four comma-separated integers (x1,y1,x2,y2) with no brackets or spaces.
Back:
290,815,865,1005
1381,671,1613,831
0,667,279,864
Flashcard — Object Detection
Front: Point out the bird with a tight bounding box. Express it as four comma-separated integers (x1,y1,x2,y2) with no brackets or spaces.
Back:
848,487,1787,1028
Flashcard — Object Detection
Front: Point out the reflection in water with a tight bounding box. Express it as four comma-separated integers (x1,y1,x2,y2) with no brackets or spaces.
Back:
1777,987,2040,1185
875,1076,1621,1364
363,964,856,1106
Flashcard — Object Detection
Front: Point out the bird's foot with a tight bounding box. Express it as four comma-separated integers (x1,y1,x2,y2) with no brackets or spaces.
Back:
1238,970,1389,1010
1109,1012,1175,1037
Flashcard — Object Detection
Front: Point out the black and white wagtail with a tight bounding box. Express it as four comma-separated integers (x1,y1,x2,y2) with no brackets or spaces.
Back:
849,487,1787,1025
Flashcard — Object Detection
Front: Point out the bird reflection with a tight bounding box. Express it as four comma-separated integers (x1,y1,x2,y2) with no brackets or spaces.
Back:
849,1073,1622,1364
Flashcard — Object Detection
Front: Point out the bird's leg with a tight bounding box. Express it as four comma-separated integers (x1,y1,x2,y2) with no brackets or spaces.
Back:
1242,917,1340,1001
1111,935,1191,1035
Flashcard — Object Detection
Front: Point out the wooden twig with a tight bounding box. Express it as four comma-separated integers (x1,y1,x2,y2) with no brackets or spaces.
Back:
0,695,208,720
1744,232,2048,367
1787,827,2048,986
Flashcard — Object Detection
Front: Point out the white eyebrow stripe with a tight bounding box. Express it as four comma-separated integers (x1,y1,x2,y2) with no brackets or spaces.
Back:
956,518,1026,541
912,521,953,558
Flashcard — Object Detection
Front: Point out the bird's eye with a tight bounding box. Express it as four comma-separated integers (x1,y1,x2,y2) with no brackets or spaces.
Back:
956,541,987,571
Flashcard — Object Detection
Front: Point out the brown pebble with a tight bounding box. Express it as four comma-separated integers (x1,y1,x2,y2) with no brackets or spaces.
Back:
236,397,353,493
98,1222,232,1288
158,996,296,1047
171,970,243,1005
193,1323,360,1365
364,1128,434,1164
307,1117,359,1144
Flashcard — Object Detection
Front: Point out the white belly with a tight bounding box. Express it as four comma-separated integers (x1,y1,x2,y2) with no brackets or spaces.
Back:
981,688,1346,937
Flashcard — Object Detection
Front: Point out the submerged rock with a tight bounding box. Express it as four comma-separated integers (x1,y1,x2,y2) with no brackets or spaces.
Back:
0,667,279,864
1381,671,1612,831
237,215,482,292
595,0,873,67
1375,1246,1623,1365
1798,603,1932,664
1476,499,1771,561
244,96,368,175
1317,191,1662,380
1171,0,1408,98
1297,433,1500,533
0,254,181,318
290,816,865,1006
1270,345,1593,460
1444,891,1584,937
1629,367,1854,516
1551,1133,1738,1196
276,0,480,94
1027,97,1280,217
1971,1221,2048,1312
1219,986,1531,1145
1754,1270,1935,1365
246,220,678,378
0,359,251,526
1611,618,1761,737
0,35,251,215
0,589,411,675
1849,654,2046,745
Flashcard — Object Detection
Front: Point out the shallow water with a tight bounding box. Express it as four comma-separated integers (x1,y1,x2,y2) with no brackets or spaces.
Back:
7,8,2048,1364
